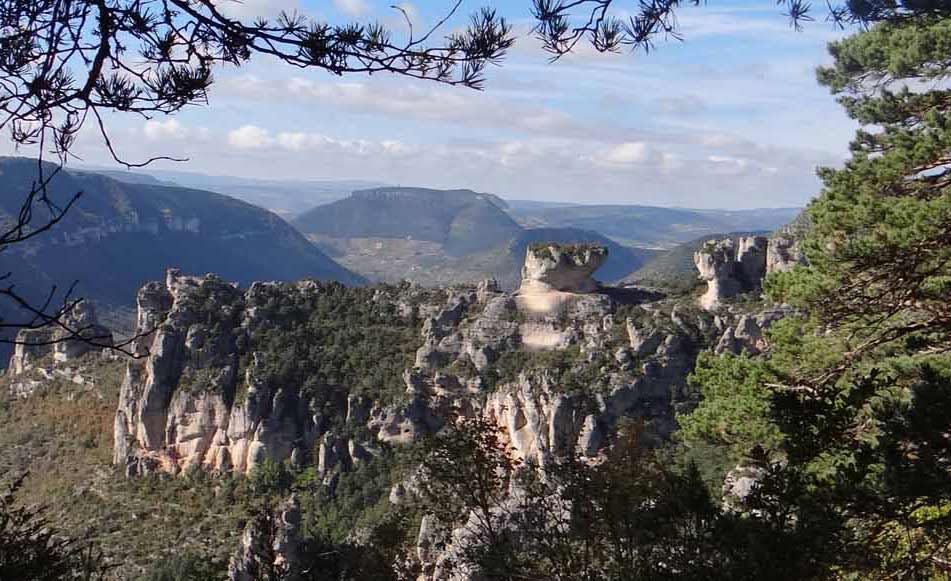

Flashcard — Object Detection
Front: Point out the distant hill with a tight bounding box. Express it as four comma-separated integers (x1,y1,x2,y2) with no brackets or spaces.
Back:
296,188,655,287
80,167,384,219
0,158,362,341
507,203,800,249
295,187,522,256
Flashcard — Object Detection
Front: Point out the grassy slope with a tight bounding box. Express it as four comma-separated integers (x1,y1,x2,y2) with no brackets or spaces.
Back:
0,356,248,579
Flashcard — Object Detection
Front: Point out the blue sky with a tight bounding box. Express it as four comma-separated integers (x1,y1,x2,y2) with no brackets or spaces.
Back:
34,0,861,208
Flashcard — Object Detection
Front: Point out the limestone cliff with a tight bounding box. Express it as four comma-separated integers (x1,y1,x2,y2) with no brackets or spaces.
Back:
113,247,781,494
115,270,339,476
114,247,714,479
7,300,114,376
694,231,806,310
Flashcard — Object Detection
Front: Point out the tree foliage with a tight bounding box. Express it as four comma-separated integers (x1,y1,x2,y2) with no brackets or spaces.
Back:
683,15,951,578
414,418,814,580
530,0,951,60
0,473,110,580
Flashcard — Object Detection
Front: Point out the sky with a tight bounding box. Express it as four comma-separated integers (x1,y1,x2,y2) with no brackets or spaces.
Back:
18,0,862,209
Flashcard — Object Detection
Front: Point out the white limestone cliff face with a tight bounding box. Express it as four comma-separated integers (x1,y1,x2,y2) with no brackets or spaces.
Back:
114,270,322,477
695,217,810,310
695,238,745,310
694,235,789,310
7,300,114,376
114,242,780,485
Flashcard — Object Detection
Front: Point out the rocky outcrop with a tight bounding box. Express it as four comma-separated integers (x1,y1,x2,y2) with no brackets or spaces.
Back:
713,307,790,356
695,216,812,309
114,258,714,479
7,300,114,376
519,243,607,294
766,232,807,274
114,270,322,477
228,496,303,581
694,236,769,310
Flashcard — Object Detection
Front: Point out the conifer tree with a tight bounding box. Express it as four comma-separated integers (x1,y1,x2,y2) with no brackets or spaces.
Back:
683,16,951,578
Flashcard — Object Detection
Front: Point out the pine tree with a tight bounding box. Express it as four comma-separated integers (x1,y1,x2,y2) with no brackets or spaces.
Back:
682,16,951,578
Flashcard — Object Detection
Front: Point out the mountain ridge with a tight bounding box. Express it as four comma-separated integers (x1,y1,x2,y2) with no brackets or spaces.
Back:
0,157,363,340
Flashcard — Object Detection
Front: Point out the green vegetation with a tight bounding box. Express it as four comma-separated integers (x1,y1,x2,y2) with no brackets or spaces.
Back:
527,241,605,259
681,16,951,577
484,346,612,395
247,282,424,409
414,418,811,580
1,473,110,580
139,553,226,581
0,357,248,579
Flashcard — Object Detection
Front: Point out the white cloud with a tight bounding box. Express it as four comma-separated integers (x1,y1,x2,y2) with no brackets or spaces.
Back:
228,125,273,149
217,0,300,20
217,76,590,139
600,142,649,166
143,119,186,141
334,0,368,17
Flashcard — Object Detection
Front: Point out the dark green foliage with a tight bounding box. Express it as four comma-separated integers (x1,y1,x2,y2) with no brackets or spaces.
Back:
415,419,813,581
300,450,403,543
139,552,226,581
527,241,605,256
682,16,951,578
248,282,423,407
484,345,611,395
680,351,783,460
251,459,295,497
0,473,111,581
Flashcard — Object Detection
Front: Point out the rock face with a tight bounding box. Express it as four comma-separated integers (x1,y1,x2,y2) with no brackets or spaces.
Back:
766,211,811,275
114,257,712,479
228,496,303,581
695,217,811,309
7,300,113,376
694,235,781,309
519,243,607,294
102,243,799,580
114,270,323,477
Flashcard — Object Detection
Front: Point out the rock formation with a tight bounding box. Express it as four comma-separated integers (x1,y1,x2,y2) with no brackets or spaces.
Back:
519,243,607,294
114,249,712,480
228,496,303,581
7,300,114,376
114,270,321,477
694,234,802,309
766,211,811,275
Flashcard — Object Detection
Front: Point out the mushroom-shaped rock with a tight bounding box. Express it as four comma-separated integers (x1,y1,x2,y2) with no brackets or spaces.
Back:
519,243,608,294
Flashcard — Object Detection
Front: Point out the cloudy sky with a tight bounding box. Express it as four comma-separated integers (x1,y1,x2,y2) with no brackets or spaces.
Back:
23,0,862,208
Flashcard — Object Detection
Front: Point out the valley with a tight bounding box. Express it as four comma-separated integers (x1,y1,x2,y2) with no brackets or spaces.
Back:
2,232,799,578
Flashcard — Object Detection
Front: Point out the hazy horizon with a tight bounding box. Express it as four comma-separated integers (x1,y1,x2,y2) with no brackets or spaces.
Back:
4,0,858,210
